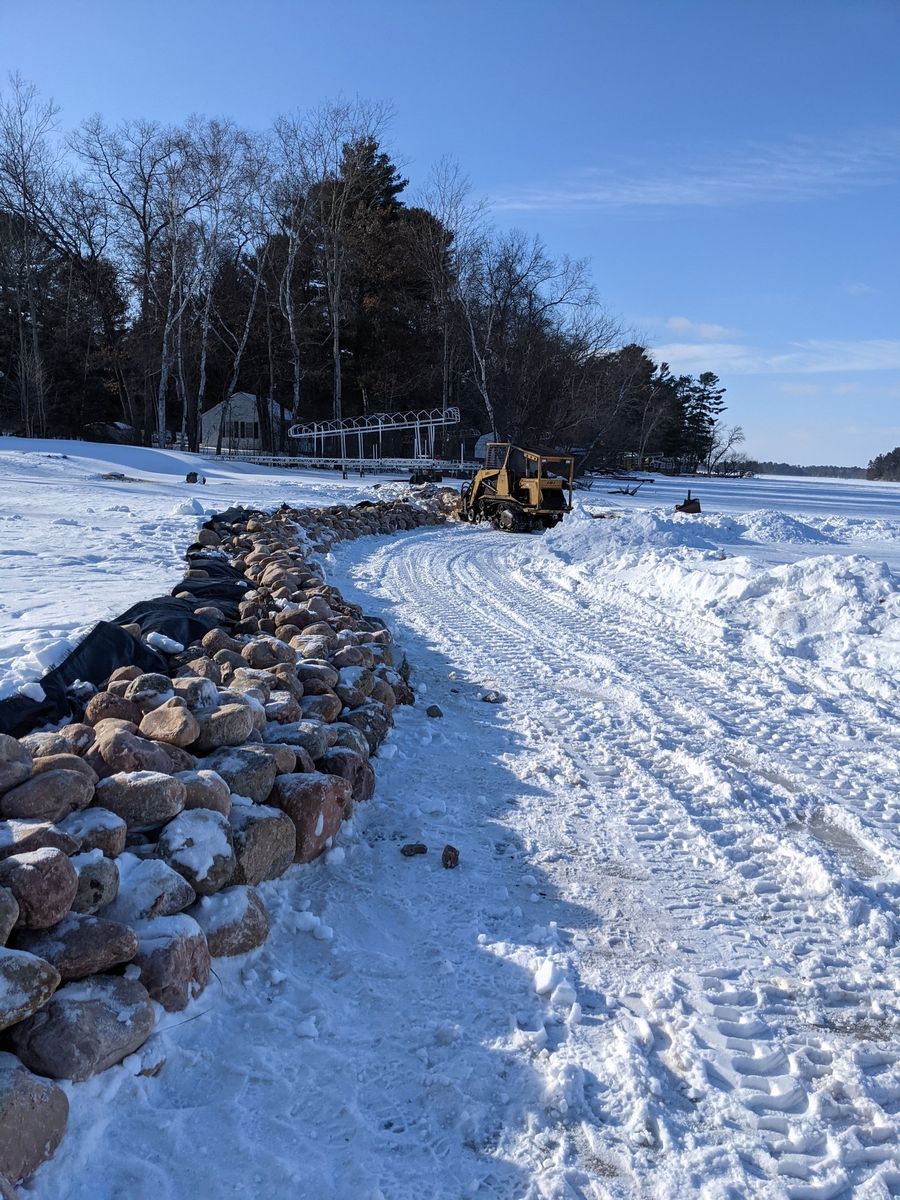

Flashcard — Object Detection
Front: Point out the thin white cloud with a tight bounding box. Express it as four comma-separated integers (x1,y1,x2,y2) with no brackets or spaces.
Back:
664,315,740,340
843,281,877,297
492,132,900,212
652,338,900,376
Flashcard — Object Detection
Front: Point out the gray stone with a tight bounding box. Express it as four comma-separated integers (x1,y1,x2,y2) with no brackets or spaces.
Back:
103,854,196,924
0,889,17,946
123,673,174,710
58,808,127,857
192,703,255,752
0,949,60,1030
264,719,330,761
19,725,95,760
0,736,33,798
12,914,137,980
171,675,219,712
69,851,120,914
329,723,371,759
202,747,277,804
0,1054,69,1184
156,809,235,896
9,976,155,1081
188,886,269,957
228,803,296,885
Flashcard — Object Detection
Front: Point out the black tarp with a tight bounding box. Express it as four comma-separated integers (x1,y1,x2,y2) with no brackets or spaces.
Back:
0,622,167,737
0,513,253,738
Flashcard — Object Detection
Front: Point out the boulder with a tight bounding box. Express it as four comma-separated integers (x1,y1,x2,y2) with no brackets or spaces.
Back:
103,855,196,925
0,1055,69,1184
153,742,196,773
123,673,174,710
269,772,349,863
58,808,127,858
228,803,296,886
8,976,155,1081
85,728,175,778
188,886,269,957
0,949,59,1030
83,691,143,727
0,770,94,823
108,665,143,683
176,658,221,684
242,742,297,774
0,737,33,798
241,637,296,670
18,725,94,760
131,915,210,1012
138,703,200,748
201,628,243,656
228,668,273,702
12,914,137,980
29,753,97,783
264,720,330,761
0,821,80,862
0,889,17,946
339,702,393,754
300,693,342,723
329,723,371,760
174,769,232,815
296,661,340,689
171,675,219,711
202,747,277,804
69,851,120,914
0,850,78,929
319,747,376,805
156,809,235,896
94,771,186,832
192,704,255,753
264,692,302,725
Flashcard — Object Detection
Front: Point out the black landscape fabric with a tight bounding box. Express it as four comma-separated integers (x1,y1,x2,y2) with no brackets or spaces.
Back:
0,518,251,738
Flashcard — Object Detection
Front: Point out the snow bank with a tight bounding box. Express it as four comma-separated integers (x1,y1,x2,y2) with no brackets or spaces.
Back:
531,501,900,704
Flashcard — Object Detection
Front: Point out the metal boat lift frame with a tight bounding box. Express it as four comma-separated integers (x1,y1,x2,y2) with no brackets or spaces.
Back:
289,407,461,464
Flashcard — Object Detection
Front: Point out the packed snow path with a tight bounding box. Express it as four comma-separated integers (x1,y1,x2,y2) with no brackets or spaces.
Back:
29,516,899,1200
329,524,900,1198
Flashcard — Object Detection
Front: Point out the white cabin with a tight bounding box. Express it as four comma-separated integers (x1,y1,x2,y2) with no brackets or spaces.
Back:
200,393,287,453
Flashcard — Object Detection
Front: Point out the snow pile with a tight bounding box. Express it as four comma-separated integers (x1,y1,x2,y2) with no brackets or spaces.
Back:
532,501,900,704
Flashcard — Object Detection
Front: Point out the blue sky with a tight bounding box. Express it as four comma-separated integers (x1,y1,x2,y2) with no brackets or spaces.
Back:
3,0,898,465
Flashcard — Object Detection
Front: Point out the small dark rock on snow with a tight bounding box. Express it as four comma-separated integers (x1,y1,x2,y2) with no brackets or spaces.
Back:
441,845,460,869
400,843,428,858
425,705,443,719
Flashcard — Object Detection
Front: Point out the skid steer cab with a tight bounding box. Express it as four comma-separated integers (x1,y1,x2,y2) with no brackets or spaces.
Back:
459,443,576,532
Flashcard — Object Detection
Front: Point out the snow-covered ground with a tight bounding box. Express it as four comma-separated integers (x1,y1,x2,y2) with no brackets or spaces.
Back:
3,441,899,1198
0,437,394,701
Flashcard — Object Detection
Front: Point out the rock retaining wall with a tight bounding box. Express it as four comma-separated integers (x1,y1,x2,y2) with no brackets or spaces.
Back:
0,491,454,1195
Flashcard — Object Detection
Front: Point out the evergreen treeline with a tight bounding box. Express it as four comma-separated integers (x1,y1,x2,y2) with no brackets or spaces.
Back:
0,77,736,469
747,461,867,479
866,448,900,482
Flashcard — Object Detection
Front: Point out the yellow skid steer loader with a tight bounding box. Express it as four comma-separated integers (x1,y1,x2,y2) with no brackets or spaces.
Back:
460,443,576,532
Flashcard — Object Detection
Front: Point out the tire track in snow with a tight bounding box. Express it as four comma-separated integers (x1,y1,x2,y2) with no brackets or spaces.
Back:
339,525,900,1199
